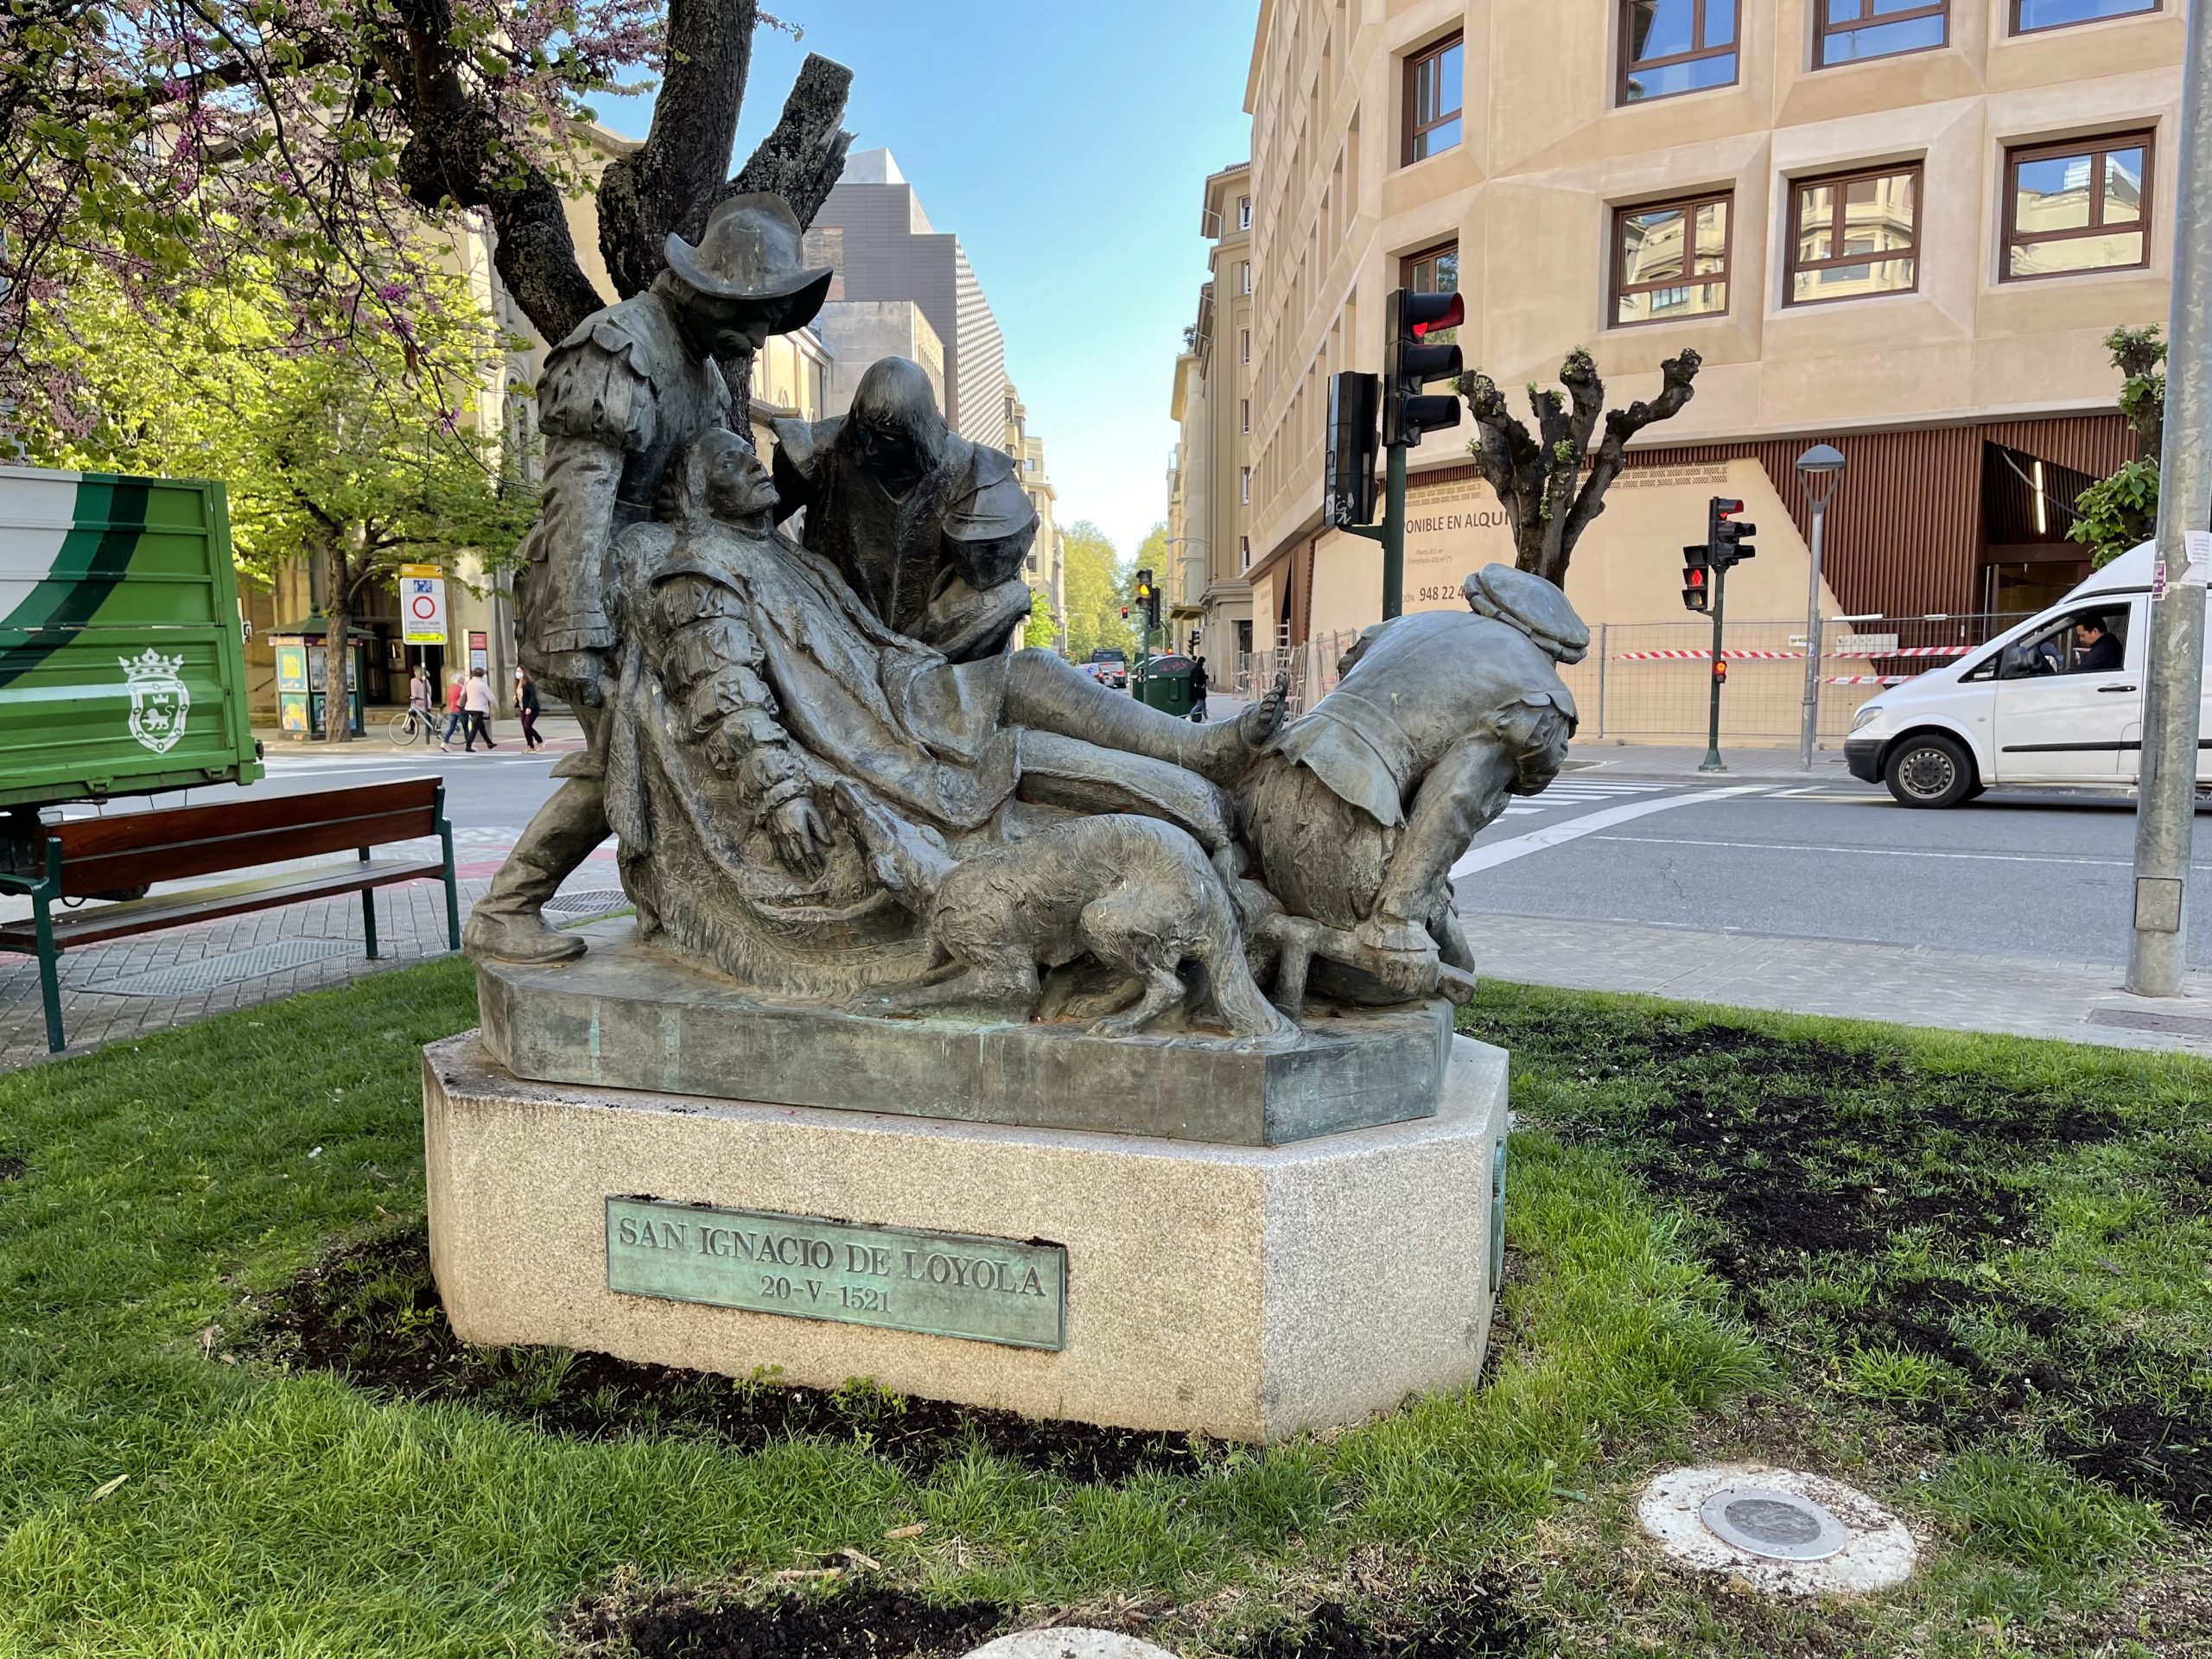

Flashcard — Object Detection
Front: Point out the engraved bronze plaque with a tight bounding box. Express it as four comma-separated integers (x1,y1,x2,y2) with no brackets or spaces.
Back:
605,1198,1066,1350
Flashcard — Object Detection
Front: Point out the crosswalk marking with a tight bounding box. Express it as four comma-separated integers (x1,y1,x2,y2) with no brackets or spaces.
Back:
1500,779,1671,817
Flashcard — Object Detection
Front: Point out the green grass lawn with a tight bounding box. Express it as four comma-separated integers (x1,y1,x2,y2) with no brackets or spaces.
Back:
1,963,2208,1656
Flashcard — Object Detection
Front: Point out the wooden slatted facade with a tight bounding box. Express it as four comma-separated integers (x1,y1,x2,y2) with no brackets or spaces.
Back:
1623,413,2134,617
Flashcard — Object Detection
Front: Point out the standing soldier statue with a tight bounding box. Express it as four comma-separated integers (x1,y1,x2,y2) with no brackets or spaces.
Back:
464,195,834,963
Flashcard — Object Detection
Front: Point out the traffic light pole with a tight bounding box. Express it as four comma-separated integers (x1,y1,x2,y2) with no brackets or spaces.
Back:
1700,563,1728,774
1345,442,1408,620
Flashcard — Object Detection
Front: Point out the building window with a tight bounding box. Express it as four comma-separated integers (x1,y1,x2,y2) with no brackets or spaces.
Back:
1241,398,1251,433
1238,194,1253,230
1785,164,1920,304
1817,0,1947,65
1619,0,1739,104
2004,132,2152,279
1240,329,1250,363
1241,467,1252,504
1401,241,1459,340
1611,190,1732,325
1240,262,1253,294
2012,0,2157,34
1402,33,1464,164
1240,536,1251,568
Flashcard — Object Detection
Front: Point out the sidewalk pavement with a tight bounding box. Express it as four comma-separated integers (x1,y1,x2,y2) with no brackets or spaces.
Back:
0,847,626,1071
1564,741,1859,781
1465,911,2212,1055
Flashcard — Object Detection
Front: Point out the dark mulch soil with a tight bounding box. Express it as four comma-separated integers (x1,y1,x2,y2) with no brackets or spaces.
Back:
566,1583,1003,1659
1230,1576,1545,1659
0,1154,24,1182
1484,1001,2212,1529
244,1227,1212,1483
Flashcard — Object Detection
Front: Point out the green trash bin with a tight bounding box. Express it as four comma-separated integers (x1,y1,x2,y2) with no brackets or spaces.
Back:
1137,655,1195,718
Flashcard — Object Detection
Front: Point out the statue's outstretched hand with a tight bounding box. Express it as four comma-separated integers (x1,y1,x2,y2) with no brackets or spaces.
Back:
1238,671,1291,748
770,796,835,880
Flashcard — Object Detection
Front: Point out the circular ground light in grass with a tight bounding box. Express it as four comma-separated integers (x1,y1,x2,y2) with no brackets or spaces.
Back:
1639,1463,1916,1596
964,1631,1180,1659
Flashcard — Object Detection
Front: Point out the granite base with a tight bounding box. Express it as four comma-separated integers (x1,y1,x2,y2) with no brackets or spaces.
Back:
424,1031,1510,1442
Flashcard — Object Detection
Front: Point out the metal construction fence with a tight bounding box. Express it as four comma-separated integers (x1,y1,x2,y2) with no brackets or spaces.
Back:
1230,611,2036,744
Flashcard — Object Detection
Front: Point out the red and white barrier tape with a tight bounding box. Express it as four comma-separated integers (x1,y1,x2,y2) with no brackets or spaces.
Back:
1612,648,1805,661
1831,644,1971,658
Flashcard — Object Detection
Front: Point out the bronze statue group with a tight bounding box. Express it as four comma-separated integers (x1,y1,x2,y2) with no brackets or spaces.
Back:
464,194,1590,1039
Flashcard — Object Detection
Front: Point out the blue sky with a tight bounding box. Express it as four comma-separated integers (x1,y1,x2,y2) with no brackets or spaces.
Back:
591,3,1257,561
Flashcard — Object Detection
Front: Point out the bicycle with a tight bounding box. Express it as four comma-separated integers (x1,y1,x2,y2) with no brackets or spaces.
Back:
388,707,435,748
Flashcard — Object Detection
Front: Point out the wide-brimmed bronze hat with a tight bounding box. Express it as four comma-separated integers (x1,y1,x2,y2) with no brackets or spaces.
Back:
663,194,834,327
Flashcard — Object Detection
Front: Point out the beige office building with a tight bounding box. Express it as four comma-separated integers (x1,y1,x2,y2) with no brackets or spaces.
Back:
1169,163,1262,660
1183,0,2183,669
1002,385,1069,646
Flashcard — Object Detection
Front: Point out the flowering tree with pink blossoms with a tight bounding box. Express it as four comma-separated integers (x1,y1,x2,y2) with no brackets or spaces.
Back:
0,0,852,430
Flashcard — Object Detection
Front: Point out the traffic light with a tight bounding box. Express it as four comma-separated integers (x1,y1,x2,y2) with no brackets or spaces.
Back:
1325,372,1379,528
1133,569,1160,631
1382,286,1465,449
1707,496,1758,571
1681,543,1710,613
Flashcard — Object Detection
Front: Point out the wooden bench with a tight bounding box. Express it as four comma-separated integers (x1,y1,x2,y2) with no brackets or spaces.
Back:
0,779,459,1052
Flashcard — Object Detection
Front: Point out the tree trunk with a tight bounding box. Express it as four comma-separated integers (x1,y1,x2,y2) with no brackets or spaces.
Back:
321,540,353,745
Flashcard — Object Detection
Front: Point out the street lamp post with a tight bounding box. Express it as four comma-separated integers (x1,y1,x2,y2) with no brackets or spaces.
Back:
1795,444,1847,772
2129,0,2212,995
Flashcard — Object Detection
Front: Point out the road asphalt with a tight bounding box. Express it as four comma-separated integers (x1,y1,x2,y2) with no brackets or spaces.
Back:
6,722,2211,1062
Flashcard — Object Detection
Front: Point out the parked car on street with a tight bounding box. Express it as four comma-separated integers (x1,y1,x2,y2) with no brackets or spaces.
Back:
1845,542,2195,808
1086,647,1129,690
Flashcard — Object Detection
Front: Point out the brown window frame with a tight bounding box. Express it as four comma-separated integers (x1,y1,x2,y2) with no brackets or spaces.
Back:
2010,0,2158,37
1400,240,1459,293
1783,162,1923,307
1815,0,1948,67
1618,0,1741,105
2001,130,2154,283
1610,189,1734,328
1401,32,1464,166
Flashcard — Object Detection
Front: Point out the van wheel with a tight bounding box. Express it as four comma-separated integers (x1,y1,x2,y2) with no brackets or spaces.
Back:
1885,734,1974,809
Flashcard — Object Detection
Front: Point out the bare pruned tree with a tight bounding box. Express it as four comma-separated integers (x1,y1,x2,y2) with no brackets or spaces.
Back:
1460,346,1702,589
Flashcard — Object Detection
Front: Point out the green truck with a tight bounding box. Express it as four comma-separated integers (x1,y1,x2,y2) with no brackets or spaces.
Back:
1,464,262,874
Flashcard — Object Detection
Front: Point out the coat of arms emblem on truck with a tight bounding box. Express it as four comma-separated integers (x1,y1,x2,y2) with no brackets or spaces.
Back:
119,648,189,755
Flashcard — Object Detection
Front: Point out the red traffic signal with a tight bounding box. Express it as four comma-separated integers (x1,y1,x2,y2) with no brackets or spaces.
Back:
1409,290,1465,338
1681,564,1708,613
1712,658,1728,683
1707,495,1758,570
1382,286,1464,449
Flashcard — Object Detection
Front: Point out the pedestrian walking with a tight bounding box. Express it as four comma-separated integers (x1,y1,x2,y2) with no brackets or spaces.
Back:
440,672,467,750
1188,655,1210,723
407,664,436,745
518,668,543,751
462,667,499,752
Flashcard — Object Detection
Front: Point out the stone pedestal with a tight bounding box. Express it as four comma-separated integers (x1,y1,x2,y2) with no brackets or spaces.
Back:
424,1032,1509,1442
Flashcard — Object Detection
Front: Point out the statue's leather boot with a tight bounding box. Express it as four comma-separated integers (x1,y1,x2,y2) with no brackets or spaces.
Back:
461,774,609,964
463,902,587,964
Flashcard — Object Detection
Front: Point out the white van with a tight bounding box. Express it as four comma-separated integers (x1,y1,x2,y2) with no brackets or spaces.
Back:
1844,543,2201,807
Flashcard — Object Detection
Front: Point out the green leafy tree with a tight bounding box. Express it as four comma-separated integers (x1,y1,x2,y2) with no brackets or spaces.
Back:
18,262,534,741
1060,520,1138,661
1022,590,1059,651
2069,325,2167,569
